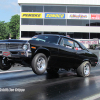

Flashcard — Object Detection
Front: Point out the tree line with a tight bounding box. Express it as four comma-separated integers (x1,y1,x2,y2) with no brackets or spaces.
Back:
0,14,20,40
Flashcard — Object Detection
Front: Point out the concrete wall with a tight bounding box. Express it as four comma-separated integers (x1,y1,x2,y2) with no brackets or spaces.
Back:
20,26,100,33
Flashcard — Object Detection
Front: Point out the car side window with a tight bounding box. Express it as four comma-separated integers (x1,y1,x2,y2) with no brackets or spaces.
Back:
60,38,64,46
60,38,74,49
74,42,82,50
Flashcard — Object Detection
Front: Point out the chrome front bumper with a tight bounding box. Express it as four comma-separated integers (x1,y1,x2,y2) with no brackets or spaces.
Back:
0,50,32,58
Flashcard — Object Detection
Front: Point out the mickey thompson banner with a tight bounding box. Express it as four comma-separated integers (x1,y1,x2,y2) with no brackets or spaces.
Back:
21,13,42,18
68,13,88,19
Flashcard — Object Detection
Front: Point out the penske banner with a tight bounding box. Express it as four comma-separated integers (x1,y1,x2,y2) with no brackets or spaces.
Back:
21,13,42,18
68,13,88,19
45,13,65,19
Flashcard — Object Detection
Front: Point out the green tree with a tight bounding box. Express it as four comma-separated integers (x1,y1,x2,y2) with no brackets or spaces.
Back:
9,14,20,39
0,21,8,40
5,22,11,39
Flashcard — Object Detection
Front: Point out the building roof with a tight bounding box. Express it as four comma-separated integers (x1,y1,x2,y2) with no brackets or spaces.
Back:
18,0,100,6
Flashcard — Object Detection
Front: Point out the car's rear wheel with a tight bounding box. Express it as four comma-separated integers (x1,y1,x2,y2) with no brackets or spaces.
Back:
77,61,91,77
0,57,11,71
47,68,59,74
31,53,48,75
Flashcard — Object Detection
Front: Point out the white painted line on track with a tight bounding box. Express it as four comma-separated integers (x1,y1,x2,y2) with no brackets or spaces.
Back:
82,93,100,100
0,69,32,74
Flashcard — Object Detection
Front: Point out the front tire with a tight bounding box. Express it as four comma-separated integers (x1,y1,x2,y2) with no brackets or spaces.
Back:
77,61,91,77
31,53,48,75
0,57,11,71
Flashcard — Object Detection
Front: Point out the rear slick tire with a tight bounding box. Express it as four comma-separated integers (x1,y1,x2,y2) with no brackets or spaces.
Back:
77,61,91,77
31,53,48,75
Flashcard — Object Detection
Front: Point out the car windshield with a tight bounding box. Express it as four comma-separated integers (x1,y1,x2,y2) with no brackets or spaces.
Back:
31,35,59,44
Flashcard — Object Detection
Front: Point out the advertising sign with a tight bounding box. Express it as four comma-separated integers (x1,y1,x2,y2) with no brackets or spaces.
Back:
80,40,98,48
86,41,91,44
68,13,88,19
80,41,85,44
21,13,42,18
91,14,100,20
80,40,98,44
45,13,65,19
91,41,98,44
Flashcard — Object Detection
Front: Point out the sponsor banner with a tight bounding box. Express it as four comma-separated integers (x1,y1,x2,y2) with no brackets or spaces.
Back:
91,14,100,20
68,13,88,19
45,13,65,19
80,40,98,44
21,13,42,18
86,41,91,44
80,41,85,44
91,41,98,44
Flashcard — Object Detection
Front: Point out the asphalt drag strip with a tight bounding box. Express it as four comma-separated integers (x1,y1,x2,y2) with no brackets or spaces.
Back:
0,66,100,100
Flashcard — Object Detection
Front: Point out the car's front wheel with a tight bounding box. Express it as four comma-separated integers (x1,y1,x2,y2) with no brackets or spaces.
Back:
31,53,48,75
0,57,11,71
77,61,91,77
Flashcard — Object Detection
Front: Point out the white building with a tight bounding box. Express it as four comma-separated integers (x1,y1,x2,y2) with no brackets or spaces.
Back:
18,0,100,48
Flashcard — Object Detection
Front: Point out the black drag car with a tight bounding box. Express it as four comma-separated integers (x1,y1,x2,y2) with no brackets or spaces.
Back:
0,34,98,77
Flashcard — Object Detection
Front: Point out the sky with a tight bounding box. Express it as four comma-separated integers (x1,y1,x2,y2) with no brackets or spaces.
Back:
0,0,20,22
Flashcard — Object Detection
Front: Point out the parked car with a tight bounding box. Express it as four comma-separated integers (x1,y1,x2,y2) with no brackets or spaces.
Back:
0,34,98,77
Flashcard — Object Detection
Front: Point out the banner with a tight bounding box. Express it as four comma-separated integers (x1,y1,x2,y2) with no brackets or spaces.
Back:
80,41,85,44
86,41,91,44
80,40,98,44
68,13,88,19
45,13,65,19
21,13,42,18
91,41,98,44
91,14,100,20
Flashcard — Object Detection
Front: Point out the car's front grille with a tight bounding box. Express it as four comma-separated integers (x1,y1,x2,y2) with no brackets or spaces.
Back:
7,44,22,50
0,44,23,50
0,44,6,49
